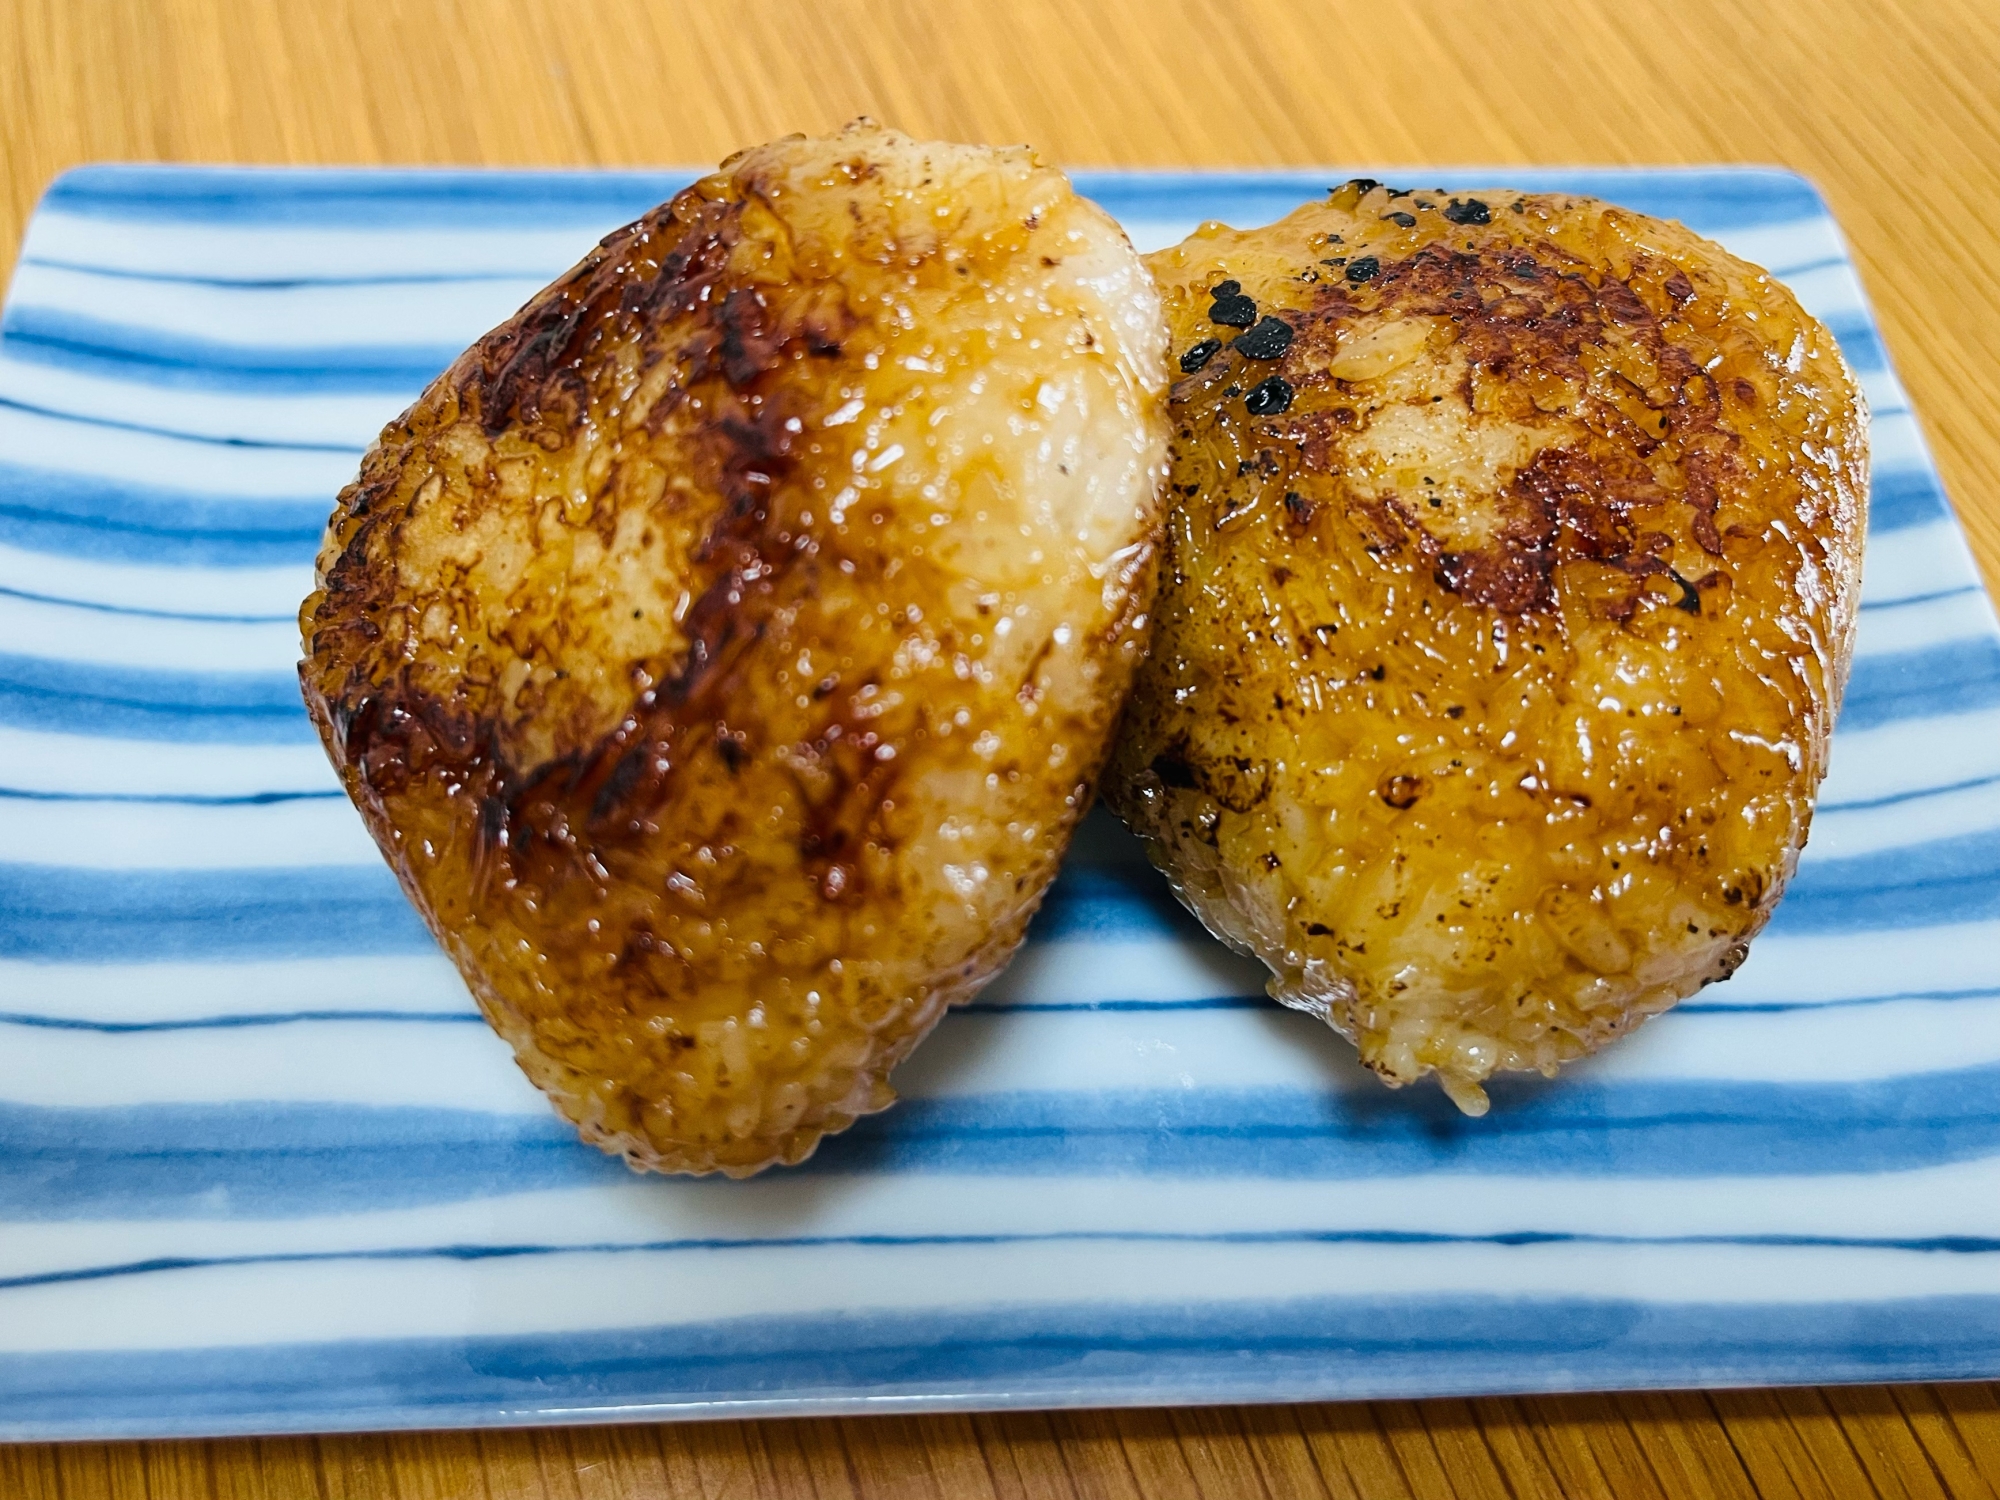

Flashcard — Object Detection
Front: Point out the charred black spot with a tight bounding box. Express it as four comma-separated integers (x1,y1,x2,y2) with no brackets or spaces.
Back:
1180,338,1223,373
588,738,661,829
715,727,749,773
715,286,776,387
1209,293,1258,328
479,792,508,845
1232,316,1295,361
1444,197,1491,225
1244,376,1293,415
1381,775,1424,809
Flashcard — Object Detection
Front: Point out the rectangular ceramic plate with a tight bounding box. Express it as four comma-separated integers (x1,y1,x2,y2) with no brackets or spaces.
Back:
2,166,1998,1442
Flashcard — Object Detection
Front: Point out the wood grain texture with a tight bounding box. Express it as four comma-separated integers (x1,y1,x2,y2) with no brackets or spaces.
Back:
4,1397,2000,1499
3,0,1999,1494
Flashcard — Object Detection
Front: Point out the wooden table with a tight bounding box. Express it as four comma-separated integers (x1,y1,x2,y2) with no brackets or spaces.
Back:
4,0,1998,1494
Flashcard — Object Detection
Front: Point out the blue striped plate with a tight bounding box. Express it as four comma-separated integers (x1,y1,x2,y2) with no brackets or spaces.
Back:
2,165,1998,1441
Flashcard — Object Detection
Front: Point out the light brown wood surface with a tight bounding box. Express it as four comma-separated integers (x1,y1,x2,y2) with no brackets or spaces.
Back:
3,0,1999,1495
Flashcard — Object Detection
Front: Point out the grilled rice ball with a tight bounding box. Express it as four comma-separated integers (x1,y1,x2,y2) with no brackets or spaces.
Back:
1106,180,1867,1113
300,123,1168,1175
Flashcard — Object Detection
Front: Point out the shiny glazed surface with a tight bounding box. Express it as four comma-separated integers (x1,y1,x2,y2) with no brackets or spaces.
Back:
300,124,1169,1174
1107,181,1867,1111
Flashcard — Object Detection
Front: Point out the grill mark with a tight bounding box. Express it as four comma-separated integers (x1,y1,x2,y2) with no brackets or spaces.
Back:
1276,235,1745,615
303,179,888,906
466,198,747,439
